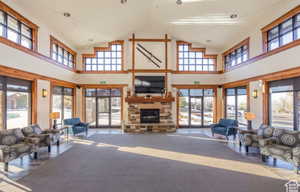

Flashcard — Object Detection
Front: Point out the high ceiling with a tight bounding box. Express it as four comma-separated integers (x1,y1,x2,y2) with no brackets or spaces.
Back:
16,0,283,50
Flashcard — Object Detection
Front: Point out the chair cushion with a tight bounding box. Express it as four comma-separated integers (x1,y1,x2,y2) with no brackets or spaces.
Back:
277,130,300,147
9,143,32,154
0,129,24,146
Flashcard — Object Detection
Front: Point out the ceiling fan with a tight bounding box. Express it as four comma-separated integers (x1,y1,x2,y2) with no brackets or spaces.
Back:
121,0,183,5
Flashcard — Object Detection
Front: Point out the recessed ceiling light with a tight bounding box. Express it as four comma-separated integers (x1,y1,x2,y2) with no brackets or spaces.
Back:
176,0,183,5
206,40,212,43
230,14,238,19
63,12,71,17
121,0,127,4
88,38,94,42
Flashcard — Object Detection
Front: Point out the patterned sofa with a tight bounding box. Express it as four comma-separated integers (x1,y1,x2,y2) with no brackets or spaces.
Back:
0,128,38,171
259,128,300,174
239,124,274,153
22,124,61,157
211,119,238,140
64,118,89,136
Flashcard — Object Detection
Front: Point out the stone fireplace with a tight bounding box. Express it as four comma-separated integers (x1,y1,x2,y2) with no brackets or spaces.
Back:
124,96,176,133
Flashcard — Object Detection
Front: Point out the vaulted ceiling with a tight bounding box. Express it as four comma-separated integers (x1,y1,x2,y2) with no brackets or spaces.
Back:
16,0,283,50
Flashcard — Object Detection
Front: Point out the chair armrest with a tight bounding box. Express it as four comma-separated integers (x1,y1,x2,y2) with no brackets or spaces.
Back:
0,145,10,153
210,124,219,129
239,129,257,135
259,137,277,147
24,137,40,145
43,129,60,134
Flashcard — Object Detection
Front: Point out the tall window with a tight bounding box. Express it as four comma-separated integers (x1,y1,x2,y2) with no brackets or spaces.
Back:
52,86,74,124
223,38,249,70
263,10,300,51
225,87,248,128
83,42,123,72
177,42,217,72
50,36,76,69
85,88,121,128
0,8,37,50
269,77,300,130
0,76,32,129
178,89,215,128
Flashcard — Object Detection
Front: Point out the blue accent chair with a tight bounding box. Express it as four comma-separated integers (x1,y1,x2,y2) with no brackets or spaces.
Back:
64,118,89,136
211,119,238,140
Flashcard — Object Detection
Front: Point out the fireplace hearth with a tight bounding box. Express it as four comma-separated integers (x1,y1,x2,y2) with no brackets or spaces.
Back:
140,109,160,124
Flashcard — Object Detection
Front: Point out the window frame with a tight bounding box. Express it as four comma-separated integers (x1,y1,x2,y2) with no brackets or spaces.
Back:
262,5,300,53
176,41,218,73
0,1,38,51
82,40,124,73
222,38,250,71
50,36,77,70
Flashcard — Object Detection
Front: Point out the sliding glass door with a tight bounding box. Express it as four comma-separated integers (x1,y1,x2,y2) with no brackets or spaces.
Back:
225,87,248,129
0,77,32,129
52,86,74,124
85,88,121,128
178,89,215,128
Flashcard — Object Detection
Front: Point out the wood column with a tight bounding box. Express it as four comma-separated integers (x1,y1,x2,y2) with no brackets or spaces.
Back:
165,34,168,93
132,34,136,93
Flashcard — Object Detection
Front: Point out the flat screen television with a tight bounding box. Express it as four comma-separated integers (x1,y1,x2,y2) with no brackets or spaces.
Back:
135,76,165,94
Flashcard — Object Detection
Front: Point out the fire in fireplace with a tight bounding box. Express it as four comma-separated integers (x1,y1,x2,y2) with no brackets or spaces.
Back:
140,109,160,124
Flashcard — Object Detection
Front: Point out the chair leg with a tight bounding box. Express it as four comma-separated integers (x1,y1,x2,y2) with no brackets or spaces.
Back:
4,162,8,172
295,166,300,174
273,158,277,166
233,134,236,140
239,141,242,148
48,145,51,153
34,152,38,159
56,140,60,147
261,155,266,162
245,146,249,154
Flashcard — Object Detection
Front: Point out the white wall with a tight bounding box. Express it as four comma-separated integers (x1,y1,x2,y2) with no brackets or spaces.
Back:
36,80,51,129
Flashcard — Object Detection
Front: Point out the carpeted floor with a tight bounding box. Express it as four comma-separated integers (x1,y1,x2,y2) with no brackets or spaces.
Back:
15,134,288,192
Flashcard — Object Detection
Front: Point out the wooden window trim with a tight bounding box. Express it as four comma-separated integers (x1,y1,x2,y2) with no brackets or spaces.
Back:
222,38,250,72
0,1,38,51
81,40,126,73
50,35,77,70
261,5,300,53
176,41,218,74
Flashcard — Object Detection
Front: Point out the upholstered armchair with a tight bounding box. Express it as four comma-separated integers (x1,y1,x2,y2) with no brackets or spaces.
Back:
64,118,89,136
239,124,274,153
259,129,300,174
211,119,238,140
0,128,38,171
22,124,60,155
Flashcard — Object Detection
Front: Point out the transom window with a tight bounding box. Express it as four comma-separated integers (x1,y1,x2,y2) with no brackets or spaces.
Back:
0,10,35,50
177,42,216,72
50,36,76,69
223,38,249,70
84,42,123,72
266,13,300,51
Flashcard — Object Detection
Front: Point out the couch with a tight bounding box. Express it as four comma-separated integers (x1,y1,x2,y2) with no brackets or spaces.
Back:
239,124,274,153
22,124,60,156
211,119,238,140
63,118,89,136
259,128,300,174
0,128,38,171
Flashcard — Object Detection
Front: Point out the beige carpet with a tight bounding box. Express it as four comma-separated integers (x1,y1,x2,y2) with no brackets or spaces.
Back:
2,133,289,192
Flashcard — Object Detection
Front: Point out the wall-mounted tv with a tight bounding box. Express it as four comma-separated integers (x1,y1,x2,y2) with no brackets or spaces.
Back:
135,76,165,94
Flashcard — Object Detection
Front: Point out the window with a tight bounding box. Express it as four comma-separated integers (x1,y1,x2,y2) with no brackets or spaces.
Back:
269,77,300,131
0,5,37,50
83,41,123,72
177,41,217,72
223,38,249,70
85,88,122,128
52,86,74,124
262,6,300,52
225,87,248,128
178,89,215,127
50,36,76,69
0,76,32,129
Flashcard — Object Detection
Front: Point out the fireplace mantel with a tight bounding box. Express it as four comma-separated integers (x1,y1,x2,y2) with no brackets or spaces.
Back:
125,95,175,103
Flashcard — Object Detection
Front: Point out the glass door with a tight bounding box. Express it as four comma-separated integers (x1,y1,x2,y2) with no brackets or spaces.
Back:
178,89,215,128
97,97,110,127
190,97,202,126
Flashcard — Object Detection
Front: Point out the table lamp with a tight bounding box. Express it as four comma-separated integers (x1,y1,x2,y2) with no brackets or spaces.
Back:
50,112,60,129
244,112,256,130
